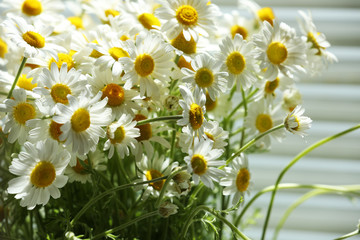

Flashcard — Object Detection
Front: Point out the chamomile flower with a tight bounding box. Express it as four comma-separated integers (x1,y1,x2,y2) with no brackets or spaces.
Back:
7,139,70,210
284,105,312,137
281,87,303,112
53,92,112,156
120,32,175,97
103,114,140,159
181,53,228,101
184,138,225,189
220,10,257,40
1,16,65,58
253,20,306,80
238,0,276,27
218,34,259,90
0,88,39,144
156,0,219,41
204,120,228,150
220,153,252,205
83,0,122,23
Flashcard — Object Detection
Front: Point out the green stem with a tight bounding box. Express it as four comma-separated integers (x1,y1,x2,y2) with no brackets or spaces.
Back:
226,89,258,121
239,87,248,148
334,229,360,240
7,57,27,99
136,115,182,126
260,124,360,240
92,211,158,240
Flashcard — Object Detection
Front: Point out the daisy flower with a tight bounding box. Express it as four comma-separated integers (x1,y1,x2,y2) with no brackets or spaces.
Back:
83,0,122,23
0,70,38,99
177,85,212,137
238,0,276,27
218,34,259,90
7,139,70,210
181,53,228,101
220,10,257,40
1,16,65,58
0,88,39,144
120,32,175,97
156,0,219,41
87,67,141,119
281,87,303,112
103,114,140,159
253,20,306,80
53,92,112,156
220,153,252,205
284,105,312,138
184,138,225,189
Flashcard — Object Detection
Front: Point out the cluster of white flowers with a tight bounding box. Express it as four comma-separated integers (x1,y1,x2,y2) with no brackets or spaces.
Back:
0,0,334,212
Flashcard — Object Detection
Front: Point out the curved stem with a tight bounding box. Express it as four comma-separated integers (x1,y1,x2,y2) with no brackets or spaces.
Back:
136,115,182,126
334,229,360,240
239,87,248,148
260,124,360,240
226,89,258,121
7,57,27,99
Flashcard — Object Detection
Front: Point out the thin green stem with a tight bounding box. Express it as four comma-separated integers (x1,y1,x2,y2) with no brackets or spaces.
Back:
334,229,360,240
7,57,27,99
239,87,248,148
136,115,182,126
226,89,258,121
92,211,158,240
260,124,360,240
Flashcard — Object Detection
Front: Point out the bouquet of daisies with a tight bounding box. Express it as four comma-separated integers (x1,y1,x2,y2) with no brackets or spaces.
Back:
1,0,354,239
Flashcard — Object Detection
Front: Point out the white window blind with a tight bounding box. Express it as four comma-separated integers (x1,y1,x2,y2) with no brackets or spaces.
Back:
213,0,360,239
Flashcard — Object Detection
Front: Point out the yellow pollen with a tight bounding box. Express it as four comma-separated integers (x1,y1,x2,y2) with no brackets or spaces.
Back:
191,154,207,175
49,120,63,142
255,113,273,133
0,37,8,58
177,56,194,70
50,83,71,104
138,13,161,30
22,31,45,48
68,16,84,29
22,0,42,16
236,168,250,192
205,132,214,141
171,31,197,55
120,35,130,41
195,68,214,88
264,78,279,94
307,32,324,55
89,40,104,58
105,9,120,18
71,108,90,132
226,51,246,75
17,74,37,90
257,7,275,26
205,91,217,111
30,161,56,188
108,47,129,61
230,25,248,40
49,53,74,71
176,5,198,26
101,83,125,107
145,169,165,191
72,159,88,175
13,102,36,125
267,42,287,65
108,125,125,144
134,54,155,77
134,114,152,141
189,103,204,130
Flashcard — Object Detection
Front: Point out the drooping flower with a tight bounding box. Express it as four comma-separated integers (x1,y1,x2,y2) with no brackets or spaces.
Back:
284,105,312,137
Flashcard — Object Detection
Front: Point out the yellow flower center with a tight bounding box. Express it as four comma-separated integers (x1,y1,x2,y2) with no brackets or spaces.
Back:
195,68,214,88
134,54,155,77
267,42,288,65
108,125,125,144
235,168,250,192
189,103,204,130
134,114,152,141
205,91,217,112
120,35,130,41
105,9,120,18
205,132,214,141
138,13,161,30
22,0,43,16
68,16,84,29
255,113,273,133
50,83,72,104
191,154,207,175
307,32,324,55
71,108,90,132
101,83,125,107
230,25,248,40
171,31,197,55
25,63,40,69
49,120,63,142
72,159,88,175
177,55,194,70
13,102,36,125
264,77,279,94
257,7,275,26
108,47,129,61
145,169,165,191
49,53,74,71
89,40,104,58
17,74,37,90
22,31,45,48
226,51,246,75
176,5,198,26
0,37,8,58
30,161,56,188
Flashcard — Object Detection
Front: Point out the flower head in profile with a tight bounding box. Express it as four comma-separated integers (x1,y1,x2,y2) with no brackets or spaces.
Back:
7,139,70,210
284,105,312,137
